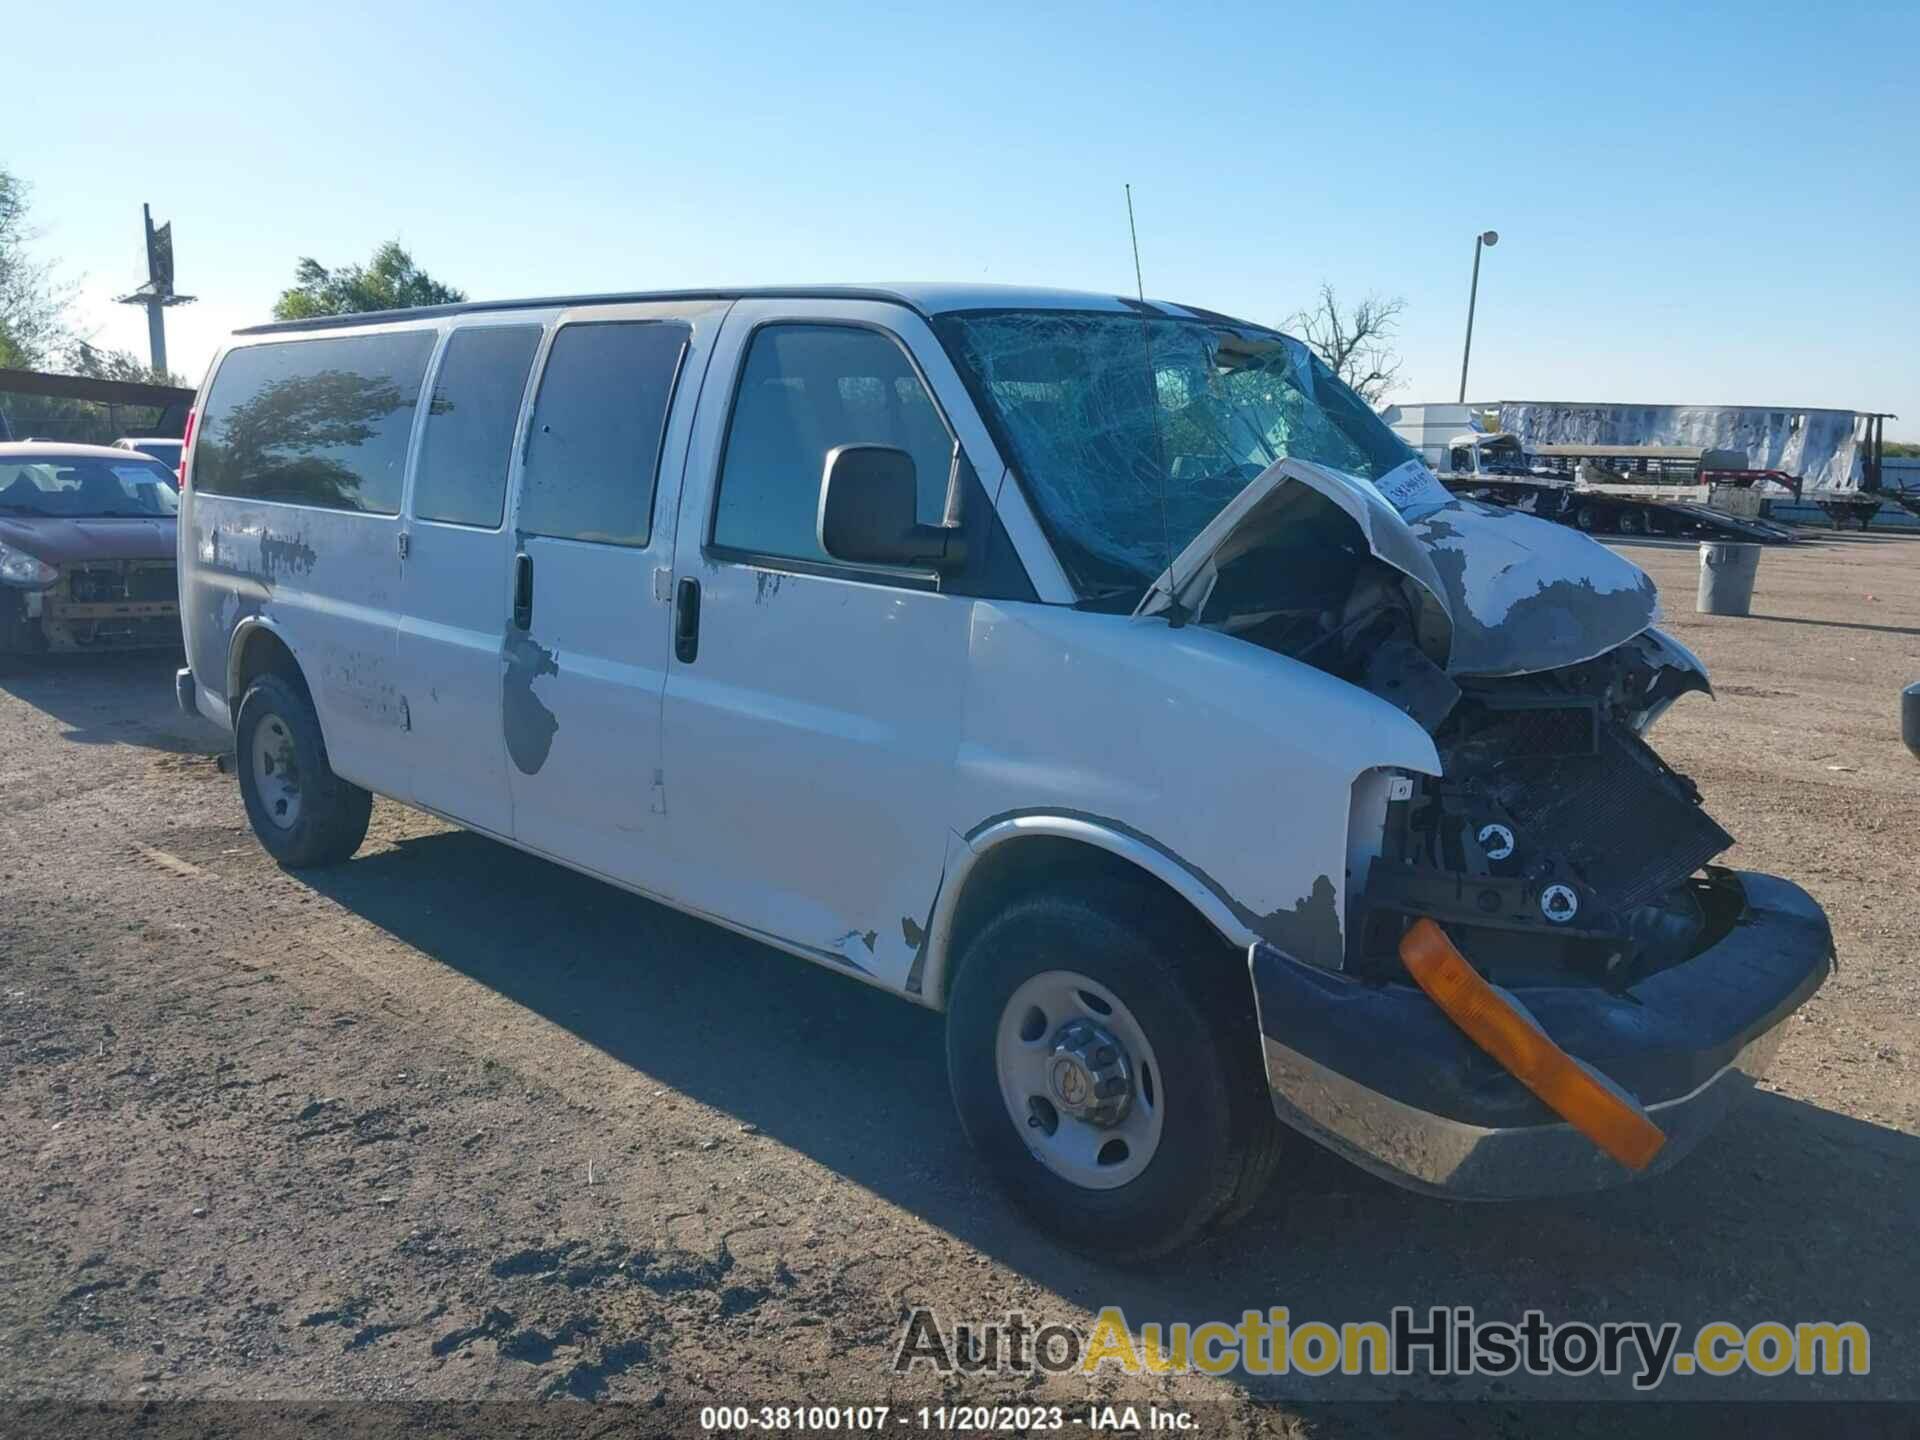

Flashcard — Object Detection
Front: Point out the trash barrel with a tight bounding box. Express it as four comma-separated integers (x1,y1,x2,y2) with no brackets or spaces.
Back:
1697,542,1761,616
1905,682,1920,760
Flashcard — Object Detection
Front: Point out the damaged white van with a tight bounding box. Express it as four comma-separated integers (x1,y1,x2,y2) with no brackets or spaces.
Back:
175,286,1832,1258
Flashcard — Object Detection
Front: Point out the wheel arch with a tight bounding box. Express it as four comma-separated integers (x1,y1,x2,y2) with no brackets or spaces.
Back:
919,815,1257,1009
227,616,314,724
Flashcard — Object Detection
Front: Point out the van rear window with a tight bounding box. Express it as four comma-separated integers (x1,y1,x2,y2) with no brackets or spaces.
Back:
193,330,437,515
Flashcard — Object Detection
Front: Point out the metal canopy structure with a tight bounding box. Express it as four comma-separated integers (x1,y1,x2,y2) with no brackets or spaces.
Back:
0,367,196,443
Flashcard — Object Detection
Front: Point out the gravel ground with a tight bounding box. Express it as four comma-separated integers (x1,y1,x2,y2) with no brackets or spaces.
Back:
1,529,1915,1435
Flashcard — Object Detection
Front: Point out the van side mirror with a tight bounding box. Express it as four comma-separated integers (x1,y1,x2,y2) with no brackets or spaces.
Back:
817,445,966,571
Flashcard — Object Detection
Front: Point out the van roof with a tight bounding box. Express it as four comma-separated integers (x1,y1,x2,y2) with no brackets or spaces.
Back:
234,284,1271,336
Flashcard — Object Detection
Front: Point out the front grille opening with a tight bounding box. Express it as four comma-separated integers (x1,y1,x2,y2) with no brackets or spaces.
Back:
67,564,178,605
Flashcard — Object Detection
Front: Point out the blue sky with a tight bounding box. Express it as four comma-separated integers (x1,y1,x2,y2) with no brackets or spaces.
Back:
15,0,1918,435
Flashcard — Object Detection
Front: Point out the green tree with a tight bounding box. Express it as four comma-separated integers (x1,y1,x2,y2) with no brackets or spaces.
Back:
0,318,27,370
272,241,465,320
65,340,185,389
0,164,75,368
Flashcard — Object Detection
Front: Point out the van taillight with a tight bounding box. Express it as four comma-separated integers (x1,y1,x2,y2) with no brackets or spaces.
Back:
178,408,197,486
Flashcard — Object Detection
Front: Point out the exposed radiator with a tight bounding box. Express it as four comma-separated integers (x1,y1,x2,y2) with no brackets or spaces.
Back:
1493,722,1733,913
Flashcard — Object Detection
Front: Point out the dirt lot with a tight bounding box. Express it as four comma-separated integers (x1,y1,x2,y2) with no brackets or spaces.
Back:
2,530,1916,1433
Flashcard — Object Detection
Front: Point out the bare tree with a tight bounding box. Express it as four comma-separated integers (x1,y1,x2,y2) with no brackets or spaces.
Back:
1286,283,1408,405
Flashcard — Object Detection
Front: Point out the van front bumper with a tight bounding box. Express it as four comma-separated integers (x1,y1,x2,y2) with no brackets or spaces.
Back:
1252,869,1832,1199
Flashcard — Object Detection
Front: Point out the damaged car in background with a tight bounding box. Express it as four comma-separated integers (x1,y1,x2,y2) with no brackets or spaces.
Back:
174,286,1832,1260
0,441,181,657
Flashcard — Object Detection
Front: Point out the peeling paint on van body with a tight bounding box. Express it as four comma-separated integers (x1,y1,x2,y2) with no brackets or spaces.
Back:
177,350,421,797
1408,499,1659,677
951,600,1439,976
501,629,560,775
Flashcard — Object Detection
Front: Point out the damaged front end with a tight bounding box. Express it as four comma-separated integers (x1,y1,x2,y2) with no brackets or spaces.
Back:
1356,629,1727,990
1,559,182,654
1149,458,1834,1196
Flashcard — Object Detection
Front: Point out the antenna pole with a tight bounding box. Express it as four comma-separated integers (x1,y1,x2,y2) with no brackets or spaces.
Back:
1125,184,1180,623
1126,184,1146,303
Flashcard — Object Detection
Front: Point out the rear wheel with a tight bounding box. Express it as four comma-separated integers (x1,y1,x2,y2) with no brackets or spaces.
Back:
235,673,371,868
946,885,1283,1261
1617,509,1645,535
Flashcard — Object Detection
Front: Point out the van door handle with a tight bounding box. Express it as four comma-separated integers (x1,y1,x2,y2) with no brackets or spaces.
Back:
512,551,534,630
674,577,700,663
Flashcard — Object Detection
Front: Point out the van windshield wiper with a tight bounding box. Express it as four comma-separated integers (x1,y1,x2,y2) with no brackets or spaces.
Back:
0,502,54,515
1074,583,1149,613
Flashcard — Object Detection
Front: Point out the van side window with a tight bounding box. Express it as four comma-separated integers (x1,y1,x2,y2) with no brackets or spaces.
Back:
413,325,543,528
518,321,689,547
713,325,953,563
194,330,436,514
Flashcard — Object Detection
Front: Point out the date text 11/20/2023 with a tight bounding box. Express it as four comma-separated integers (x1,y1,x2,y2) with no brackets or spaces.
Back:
698,1404,1197,1432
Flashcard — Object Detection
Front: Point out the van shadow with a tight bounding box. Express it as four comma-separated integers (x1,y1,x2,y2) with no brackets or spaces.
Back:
306,829,1918,1398
0,649,220,754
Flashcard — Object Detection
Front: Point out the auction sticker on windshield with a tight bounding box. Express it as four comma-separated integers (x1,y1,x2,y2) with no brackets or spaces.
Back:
1371,457,1453,515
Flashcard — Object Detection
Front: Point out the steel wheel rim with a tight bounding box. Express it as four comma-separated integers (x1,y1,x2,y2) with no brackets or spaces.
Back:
250,712,302,830
994,969,1165,1190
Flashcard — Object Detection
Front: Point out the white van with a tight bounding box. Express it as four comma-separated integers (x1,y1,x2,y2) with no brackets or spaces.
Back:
175,286,1831,1258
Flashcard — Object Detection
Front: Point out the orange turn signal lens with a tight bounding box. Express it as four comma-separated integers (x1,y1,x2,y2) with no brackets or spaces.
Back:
1399,918,1666,1172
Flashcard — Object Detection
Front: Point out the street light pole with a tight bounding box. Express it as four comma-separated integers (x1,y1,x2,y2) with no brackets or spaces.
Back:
1457,229,1499,404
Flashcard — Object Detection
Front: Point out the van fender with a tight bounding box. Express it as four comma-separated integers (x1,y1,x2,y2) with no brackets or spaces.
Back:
914,812,1262,1008
222,610,365,780
225,611,297,706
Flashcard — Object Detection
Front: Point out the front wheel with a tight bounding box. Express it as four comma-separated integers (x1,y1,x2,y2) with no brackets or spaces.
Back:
946,886,1283,1261
235,672,372,868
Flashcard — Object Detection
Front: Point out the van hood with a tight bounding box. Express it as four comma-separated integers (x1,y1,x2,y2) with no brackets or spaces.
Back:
0,515,178,567
1135,457,1660,677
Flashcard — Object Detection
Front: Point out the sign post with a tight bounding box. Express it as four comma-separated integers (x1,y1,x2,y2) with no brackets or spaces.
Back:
115,204,195,377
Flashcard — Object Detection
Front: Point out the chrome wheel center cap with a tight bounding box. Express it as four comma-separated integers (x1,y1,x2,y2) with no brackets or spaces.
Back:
1046,1018,1132,1126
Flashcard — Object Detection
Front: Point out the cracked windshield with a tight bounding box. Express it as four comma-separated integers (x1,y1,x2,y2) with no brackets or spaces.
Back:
940,311,1417,594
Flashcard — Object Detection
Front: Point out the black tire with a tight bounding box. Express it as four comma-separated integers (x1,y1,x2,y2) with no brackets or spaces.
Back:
946,883,1283,1261
234,672,372,868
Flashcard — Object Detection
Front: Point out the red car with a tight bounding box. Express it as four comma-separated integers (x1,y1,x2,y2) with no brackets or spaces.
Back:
0,441,181,655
